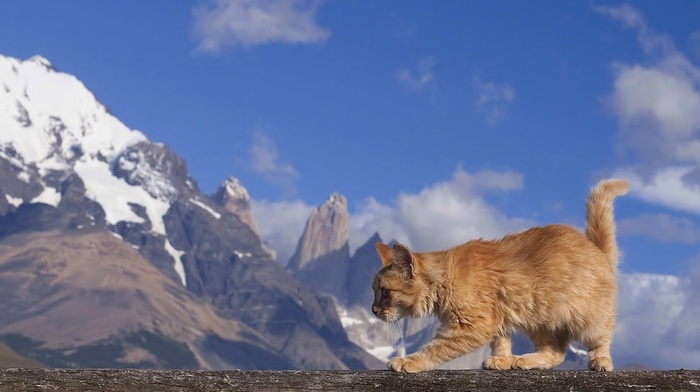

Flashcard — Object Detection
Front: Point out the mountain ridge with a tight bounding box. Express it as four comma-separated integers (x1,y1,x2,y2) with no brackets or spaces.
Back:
0,53,379,370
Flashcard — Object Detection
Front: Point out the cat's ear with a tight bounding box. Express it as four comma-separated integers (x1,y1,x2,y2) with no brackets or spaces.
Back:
375,242,393,267
392,243,418,277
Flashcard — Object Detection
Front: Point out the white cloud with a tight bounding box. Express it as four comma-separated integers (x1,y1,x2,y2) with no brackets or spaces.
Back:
611,65,700,138
397,56,436,92
618,213,700,244
613,272,697,369
600,5,700,215
474,77,515,126
664,256,700,362
593,4,645,31
616,166,700,216
614,252,700,370
609,65,700,163
252,168,529,266
250,198,313,264
349,168,529,253
249,130,300,195
192,0,330,52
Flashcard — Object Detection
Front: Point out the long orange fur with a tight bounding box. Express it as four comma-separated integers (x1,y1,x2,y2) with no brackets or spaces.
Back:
372,179,628,373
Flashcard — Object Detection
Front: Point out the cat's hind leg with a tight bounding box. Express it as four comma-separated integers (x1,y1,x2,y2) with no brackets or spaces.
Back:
483,334,515,370
512,330,568,370
581,318,614,371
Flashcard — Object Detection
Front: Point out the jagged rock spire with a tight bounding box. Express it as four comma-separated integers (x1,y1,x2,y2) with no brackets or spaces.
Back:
212,177,260,236
211,177,277,260
288,193,349,272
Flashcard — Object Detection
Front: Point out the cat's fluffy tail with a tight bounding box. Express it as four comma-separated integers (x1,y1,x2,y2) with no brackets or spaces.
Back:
585,179,629,266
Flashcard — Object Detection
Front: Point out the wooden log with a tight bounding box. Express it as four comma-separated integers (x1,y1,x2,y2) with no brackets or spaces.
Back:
0,368,698,392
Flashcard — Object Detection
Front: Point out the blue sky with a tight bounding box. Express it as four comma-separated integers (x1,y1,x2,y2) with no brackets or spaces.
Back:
1,1,700,367
1,1,699,272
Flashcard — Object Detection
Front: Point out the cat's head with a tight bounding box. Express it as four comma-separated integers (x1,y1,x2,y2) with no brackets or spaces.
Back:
371,242,438,322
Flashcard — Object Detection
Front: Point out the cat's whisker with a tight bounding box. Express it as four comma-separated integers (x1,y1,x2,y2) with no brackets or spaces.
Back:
368,316,396,347
382,315,398,346
388,317,406,357
365,315,408,360
368,317,385,341
361,265,379,278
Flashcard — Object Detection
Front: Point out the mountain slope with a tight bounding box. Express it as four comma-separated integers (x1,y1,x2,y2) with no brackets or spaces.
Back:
0,341,43,368
0,227,292,369
0,53,378,370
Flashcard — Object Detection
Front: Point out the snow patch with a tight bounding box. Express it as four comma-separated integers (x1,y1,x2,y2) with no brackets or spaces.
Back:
189,198,221,219
222,177,250,201
233,250,252,259
367,346,395,362
28,55,53,70
334,303,406,362
339,309,365,328
115,148,178,201
5,194,22,207
39,159,70,173
164,239,187,287
17,171,30,183
30,186,61,206
75,159,170,235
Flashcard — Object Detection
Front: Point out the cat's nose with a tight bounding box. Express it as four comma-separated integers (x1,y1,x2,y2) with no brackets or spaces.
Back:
372,306,379,315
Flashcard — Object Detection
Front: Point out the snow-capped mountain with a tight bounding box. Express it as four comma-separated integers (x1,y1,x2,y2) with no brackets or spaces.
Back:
0,54,379,370
0,55,195,282
0,55,146,207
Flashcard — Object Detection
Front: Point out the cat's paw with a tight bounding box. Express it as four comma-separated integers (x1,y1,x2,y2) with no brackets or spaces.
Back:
588,357,613,371
387,356,431,373
512,354,555,370
483,355,515,370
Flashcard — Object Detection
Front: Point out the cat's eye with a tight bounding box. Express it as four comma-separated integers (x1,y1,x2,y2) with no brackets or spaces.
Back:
381,288,390,299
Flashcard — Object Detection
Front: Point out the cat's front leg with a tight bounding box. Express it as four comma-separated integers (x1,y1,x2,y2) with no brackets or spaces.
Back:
388,323,491,373
483,334,515,370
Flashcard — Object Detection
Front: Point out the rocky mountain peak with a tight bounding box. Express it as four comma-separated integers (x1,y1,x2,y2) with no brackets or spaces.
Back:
27,55,55,72
325,192,345,208
112,141,194,202
220,177,250,201
211,177,261,237
287,193,349,272
0,54,146,168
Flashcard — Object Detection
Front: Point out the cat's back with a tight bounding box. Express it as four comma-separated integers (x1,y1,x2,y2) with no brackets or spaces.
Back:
506,223,603,259
449,224,612,283
504,224,615,286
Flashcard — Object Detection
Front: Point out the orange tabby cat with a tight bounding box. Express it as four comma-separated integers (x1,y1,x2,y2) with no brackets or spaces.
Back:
372,179,628,373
